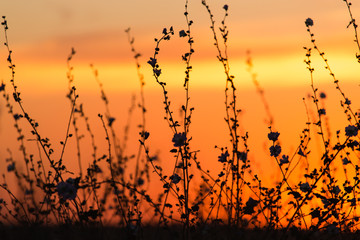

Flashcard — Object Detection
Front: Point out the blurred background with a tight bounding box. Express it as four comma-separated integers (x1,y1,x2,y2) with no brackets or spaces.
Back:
0,0,360,203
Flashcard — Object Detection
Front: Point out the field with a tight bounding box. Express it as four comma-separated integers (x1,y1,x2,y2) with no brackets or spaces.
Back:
1,1,360,239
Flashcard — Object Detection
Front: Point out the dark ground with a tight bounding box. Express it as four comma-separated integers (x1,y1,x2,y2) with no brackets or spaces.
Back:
0,225,359,240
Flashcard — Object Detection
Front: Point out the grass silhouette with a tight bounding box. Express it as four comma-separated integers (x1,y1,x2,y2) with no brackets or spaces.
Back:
1,1,360,239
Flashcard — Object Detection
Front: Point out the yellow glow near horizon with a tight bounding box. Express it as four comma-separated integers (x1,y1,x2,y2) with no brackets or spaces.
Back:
4,49,358,95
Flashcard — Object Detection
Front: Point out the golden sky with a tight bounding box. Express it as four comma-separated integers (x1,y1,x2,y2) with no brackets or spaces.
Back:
1,0,359,92
1,0,360,207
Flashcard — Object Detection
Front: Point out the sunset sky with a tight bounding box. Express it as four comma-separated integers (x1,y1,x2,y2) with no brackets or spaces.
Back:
1,0,360,192
1,0,359,91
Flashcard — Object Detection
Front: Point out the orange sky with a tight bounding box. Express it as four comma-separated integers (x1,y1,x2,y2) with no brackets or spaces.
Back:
1,0,360,223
